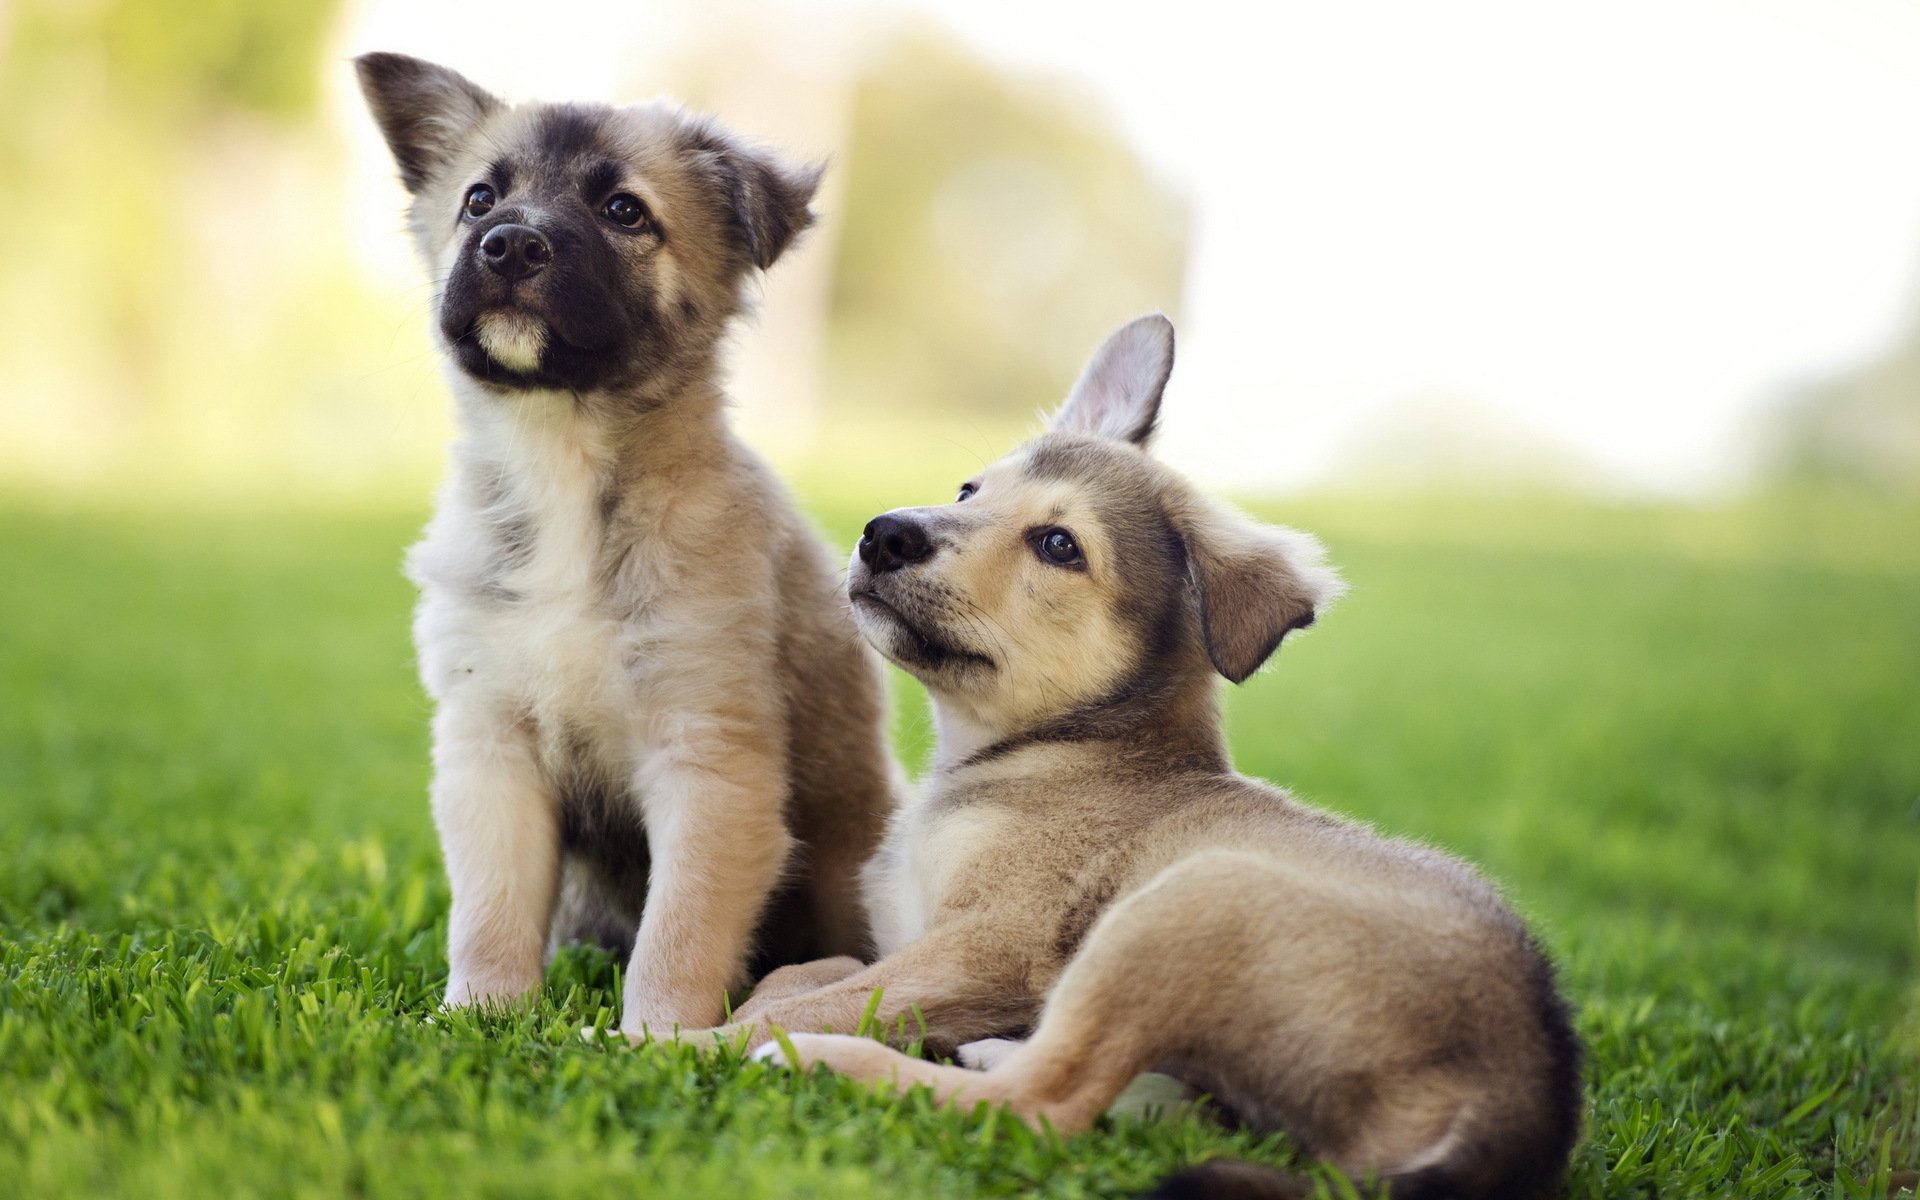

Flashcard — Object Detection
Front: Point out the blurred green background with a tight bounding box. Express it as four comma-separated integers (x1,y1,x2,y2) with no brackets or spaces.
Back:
2,0,1917,1196
0,0,1189,499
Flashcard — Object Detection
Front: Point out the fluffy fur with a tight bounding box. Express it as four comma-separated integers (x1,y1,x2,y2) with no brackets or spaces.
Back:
355,53,896,1035
667,316,1583,1198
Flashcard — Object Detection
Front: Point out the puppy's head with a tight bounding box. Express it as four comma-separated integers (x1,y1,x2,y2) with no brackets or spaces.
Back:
355,53,820,395
849,315,1342,730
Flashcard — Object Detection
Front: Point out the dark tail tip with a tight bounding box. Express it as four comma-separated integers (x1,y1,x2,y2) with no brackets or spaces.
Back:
1143,1159,1311,1200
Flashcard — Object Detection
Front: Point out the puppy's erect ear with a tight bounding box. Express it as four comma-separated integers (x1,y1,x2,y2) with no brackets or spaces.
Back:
689,124,824,271
1049,314,1176,448
355,53,503,193
1177,498,1344,684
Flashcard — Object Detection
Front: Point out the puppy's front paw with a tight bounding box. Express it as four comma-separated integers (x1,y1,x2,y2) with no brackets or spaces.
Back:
620,980,726,1040
749,1039,795,1069
748,1032,844,1073
956,1037,1026,1071
593,1020,713,1049
441,978,539,1013
579,1024,640,1047
595,1021,763,1055
746,1032,907,1083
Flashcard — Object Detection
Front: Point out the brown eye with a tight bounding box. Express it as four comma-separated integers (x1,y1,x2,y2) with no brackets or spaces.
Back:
463,185,496,220
603,193,649,228
1035,528,1081,566
955,482,977,502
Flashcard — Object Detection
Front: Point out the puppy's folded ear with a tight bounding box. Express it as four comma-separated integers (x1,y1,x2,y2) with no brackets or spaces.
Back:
1178,498,1344,684
689,125,824,271
355,53,503,193
1048,314,1175,448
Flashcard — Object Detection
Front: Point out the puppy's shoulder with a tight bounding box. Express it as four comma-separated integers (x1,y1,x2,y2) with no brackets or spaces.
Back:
1202,771,1522,918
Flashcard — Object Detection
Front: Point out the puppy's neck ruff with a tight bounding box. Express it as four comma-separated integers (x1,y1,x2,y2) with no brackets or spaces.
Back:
920,663,1228,785
928,703,996,773
450,365,728,483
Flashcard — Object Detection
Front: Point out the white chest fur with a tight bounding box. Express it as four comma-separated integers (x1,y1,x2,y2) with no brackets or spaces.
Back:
409,397,655,772
861,790,1006,958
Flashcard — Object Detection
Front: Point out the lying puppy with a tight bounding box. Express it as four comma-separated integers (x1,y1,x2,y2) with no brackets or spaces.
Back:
355,54,895,1035
679,317,1582,1198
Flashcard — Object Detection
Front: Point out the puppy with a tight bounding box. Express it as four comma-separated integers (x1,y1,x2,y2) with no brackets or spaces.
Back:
354,54,895,1035
679,317,1582,1198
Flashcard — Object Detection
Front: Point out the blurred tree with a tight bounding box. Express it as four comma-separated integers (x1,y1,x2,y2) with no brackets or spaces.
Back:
1765,307,1920,494
2,0,337,126
826,30,1188,419
0,6,1182,492
0,0,364,491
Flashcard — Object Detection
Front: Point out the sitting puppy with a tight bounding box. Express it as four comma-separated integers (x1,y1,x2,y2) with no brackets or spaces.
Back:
355,54,895,1035
682,317,1582,1198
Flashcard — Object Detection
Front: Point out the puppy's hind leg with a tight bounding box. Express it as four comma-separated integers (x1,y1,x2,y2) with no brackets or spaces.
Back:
934,853,1277,1133
777,854,1271,1135
957,1039,1201,1122
766,956,1150,1134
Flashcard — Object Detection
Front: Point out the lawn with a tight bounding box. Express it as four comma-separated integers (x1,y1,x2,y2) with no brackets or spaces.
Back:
1,487,1915,1198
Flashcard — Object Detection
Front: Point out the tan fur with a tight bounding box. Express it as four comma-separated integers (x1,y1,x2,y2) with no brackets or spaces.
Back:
356,54,896,1036
666,317,1581,1198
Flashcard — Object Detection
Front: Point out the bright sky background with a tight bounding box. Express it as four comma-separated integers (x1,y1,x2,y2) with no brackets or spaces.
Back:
336,0,1920,495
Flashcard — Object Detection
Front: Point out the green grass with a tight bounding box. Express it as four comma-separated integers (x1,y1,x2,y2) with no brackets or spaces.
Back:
2,488,1916,1198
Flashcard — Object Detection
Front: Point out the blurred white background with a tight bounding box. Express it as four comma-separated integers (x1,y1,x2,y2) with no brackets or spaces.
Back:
5,0,1918,499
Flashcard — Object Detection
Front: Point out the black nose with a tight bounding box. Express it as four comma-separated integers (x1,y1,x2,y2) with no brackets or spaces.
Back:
478,224,552,282
859,514,933,574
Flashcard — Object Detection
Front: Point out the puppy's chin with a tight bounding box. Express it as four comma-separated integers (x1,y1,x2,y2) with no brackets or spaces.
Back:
473,310,549,375
849,588,994,679
849,592,912,666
